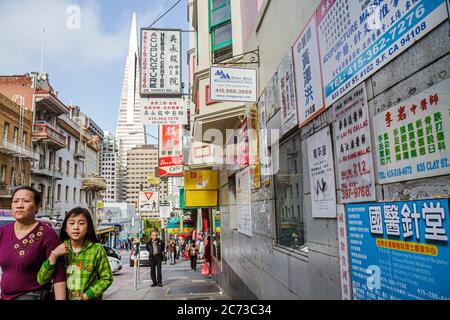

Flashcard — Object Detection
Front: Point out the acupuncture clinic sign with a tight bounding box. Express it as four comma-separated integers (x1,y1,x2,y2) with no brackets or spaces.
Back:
210,66,257,103
141,28,182,95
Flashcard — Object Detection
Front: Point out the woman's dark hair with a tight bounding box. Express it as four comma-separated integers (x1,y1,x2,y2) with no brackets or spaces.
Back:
60,207,99,243
11,186,42,206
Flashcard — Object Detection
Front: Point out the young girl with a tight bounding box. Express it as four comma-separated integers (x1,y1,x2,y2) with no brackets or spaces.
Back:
37,207,113,300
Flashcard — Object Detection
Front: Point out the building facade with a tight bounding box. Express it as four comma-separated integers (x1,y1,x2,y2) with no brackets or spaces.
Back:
0,93,34,211
188,0,450,300
100,131,123,202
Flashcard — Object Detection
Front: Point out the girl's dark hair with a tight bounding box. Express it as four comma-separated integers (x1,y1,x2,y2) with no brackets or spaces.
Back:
60,207,99,243
12,186,42,206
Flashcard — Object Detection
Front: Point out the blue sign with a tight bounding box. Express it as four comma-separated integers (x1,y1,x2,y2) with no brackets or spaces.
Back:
346,199,450,300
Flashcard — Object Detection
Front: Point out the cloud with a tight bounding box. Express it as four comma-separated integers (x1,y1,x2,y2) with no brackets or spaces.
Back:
0,0,131,74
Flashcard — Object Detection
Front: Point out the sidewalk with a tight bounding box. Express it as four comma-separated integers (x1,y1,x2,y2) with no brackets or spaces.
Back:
103,258,231,300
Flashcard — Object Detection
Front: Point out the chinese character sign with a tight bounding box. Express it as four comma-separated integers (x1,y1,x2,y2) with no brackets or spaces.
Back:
317,0,448,107
307,126,337,218
277,51,298,135
373,78,450,184
333,83,375,203
292,13,325,127
141,29,182,95
140,98,187,125
346,199,450,300
158,124,183,177
337,205,351,300
236,167,252,237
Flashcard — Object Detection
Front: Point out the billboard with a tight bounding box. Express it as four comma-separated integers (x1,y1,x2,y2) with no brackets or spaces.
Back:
140,97,187,125
141,28,182,95
346,199,450,300
210,66,257,102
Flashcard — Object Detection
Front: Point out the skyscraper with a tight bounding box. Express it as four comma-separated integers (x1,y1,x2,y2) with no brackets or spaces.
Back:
115,13,146,200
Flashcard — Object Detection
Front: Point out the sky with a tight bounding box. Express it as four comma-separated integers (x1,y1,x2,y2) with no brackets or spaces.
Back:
0,0,189,138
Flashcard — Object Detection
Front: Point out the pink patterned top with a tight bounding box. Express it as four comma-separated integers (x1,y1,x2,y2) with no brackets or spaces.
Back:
0,221,66,300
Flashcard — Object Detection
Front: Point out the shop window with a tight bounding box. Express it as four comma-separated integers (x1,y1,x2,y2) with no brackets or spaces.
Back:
274,132,306,250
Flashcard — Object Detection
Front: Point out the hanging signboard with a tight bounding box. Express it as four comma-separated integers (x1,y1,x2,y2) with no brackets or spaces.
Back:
158,124,183,177
337,205,351,300
210,66,257,103
236,167,252,237
184,170,219,208
333,83,375,203
140,28,182,95
373,78,450,184
292,13,325,127
139,190,159,213
307,126,337,218
140,98,187,125
248,104,261,189
258,92,271,186
317,0,448,107
278,52,298,135
264,72,279,119
159,205,171,218
346,199,450,300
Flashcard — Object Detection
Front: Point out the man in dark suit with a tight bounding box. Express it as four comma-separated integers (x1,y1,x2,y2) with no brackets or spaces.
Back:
146,231,165,287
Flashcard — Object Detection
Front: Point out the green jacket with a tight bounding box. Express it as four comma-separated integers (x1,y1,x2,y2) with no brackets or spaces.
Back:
37,240,113,300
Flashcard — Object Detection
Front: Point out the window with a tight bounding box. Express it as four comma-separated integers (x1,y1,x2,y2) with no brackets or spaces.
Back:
74,163,78,178
75,140,78,154
0,165,6,183
57,184,61,202
209,0,232,63
22,131,27,146
58,157,63,172
47,186,51,207
73,188,76,203
67,136,71,151
13,127,19,144
65,186,69,202
66,161,70,176
80,189,83,203
3,122,9,141
274,132,305,250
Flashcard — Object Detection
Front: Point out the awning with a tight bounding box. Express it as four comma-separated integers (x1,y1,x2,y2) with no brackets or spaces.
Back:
96,225,115,235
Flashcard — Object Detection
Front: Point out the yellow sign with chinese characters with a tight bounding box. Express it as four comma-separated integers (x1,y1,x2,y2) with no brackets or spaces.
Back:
184,170,219,190
147,172,160,185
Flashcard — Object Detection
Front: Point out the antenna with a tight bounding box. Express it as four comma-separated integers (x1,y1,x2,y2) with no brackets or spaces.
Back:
40,28,45,74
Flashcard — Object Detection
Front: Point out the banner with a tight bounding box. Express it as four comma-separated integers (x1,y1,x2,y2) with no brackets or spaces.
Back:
277,51,298,135
158,125,183,177
346,199,450,300
141,28,182,95
210,66,257,102
333,83,375,203
307,126,337,218
373,78,450,184
292,13,325,127
236,167,252,237
140,98,187,125
317,0,448,107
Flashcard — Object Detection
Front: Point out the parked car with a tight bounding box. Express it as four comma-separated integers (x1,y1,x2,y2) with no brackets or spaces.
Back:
103,245,121,260
129,244,150,267
108,256,122,274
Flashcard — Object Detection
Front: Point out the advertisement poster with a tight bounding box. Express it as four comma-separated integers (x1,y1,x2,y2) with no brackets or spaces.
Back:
258,92,271,186
292,13,325,127
346,199,450,300
248,104,261,189
141,29,182,95
210,66,257,103
317,0,448,107
140,98,187,125
373,78,450,184
236,167,252,237
278,52,298,135
307,126,337,218
333,83,375,203
158,125,183,177
337,205,351,300
264,72,279,119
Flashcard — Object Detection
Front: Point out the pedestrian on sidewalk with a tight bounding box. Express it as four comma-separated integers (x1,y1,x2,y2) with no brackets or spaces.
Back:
146,231,165,287
189,242,199,271
0,186,66,300
168,240,176,265
204,236,212,278
37,207,113,300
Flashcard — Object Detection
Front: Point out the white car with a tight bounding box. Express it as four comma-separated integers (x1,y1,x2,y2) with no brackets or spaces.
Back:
108,256,122,274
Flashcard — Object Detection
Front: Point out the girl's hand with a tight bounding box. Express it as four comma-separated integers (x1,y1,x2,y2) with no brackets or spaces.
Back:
52,243,69,258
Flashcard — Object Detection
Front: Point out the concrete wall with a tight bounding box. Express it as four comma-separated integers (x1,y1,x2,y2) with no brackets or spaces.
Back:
218,0,450,300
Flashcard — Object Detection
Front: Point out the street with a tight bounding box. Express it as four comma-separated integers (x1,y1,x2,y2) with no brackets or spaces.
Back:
104,250,230,300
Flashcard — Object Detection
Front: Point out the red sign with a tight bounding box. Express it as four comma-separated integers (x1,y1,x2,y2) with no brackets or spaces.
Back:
158,124,184,177
144,192,153,200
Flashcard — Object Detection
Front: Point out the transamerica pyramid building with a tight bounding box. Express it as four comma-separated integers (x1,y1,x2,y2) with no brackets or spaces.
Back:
115,13,146,167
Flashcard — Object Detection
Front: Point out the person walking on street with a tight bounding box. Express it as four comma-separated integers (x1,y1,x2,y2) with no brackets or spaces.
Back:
0,187,66,300
37,207,113,300
189,242,199,271
146,231,165,287
204,236,212,278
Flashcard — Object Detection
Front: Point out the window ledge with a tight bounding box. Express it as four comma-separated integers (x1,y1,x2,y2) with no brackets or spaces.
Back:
274,244,309,261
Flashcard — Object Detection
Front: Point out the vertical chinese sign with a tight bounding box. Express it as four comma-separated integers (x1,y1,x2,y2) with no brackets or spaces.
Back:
337,205,351,300
346,199,450,300
258,92,271,186
158,125,183,177
373,78,450,184
278,52,298,135
236,167,252,237
307,126,337,218
317,0,448,107
292,13,325,127
333,83,375,203
141,29,182,95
